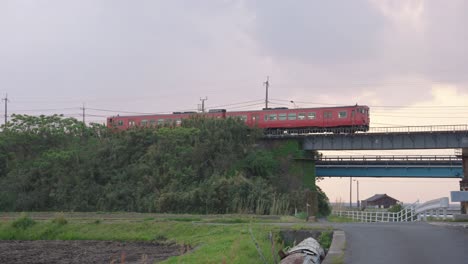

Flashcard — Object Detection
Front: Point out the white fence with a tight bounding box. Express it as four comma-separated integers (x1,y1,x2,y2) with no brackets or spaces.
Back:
332,197,450,222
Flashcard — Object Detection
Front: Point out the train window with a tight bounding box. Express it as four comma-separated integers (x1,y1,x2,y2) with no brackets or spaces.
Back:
338,111,347,118
298,113,306,120
278,113,287,120
288,113,297,120
308,112,316,119
269,114,277,121
157,119,164,125
129,120,136,126
176,119,182,125
241,115,248,122
118,120,124,126
141,120,148,126
264,115,268,121
150,120,156,126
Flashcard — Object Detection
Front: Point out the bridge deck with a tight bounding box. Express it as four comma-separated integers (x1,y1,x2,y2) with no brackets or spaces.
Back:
264,125,468,150
310,155,464,178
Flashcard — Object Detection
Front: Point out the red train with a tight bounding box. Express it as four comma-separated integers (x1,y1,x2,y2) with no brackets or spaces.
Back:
107,105,370,134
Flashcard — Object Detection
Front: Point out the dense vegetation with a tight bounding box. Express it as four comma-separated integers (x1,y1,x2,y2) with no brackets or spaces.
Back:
0,114,330,215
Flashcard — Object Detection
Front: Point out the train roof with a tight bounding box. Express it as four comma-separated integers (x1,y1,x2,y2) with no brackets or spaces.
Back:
107,105,369,119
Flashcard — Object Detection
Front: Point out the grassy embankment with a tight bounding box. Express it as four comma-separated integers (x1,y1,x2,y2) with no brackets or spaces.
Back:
0,213,333,264
326,215,356,223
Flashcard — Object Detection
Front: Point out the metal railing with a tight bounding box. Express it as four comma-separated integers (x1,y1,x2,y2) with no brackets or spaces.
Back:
332,197,451,222
367,124,468,134
317,155,461,162
264,124,468,137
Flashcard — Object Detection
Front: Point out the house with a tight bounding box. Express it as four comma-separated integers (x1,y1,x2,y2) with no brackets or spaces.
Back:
361,194,398,209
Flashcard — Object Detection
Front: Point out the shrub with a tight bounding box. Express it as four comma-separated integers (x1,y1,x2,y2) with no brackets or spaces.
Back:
388,204,403,213
51,214,68,226
11,215,36,229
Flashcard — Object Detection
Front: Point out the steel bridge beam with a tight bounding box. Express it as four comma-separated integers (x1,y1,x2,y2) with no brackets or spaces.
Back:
316,166,463,178
298,131,468,150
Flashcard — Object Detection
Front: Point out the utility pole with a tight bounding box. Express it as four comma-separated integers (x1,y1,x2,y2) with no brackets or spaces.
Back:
2,94,9,127
264,76,269,109
200,97,208,113
354,179,360,209
350,177,352,209
80,103,85,124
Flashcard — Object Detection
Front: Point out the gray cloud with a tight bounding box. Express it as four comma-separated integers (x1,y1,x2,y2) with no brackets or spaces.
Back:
1,0,468,117
245,0,468,103
247,1,385,65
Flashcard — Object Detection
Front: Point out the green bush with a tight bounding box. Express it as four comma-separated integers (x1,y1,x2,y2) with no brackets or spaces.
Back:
51,214,68,226
11,215,36,229
318,231,333,249
388,204,403,213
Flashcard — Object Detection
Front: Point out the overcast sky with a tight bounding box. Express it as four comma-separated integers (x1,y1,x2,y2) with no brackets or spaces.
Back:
1,0,467,203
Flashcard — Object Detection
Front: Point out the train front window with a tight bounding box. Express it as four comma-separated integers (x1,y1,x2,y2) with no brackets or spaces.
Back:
338,111,347,118
288,113,296,120
278,113,287,121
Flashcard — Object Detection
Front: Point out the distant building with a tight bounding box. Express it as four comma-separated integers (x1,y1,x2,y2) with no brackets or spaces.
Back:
361,194,398,209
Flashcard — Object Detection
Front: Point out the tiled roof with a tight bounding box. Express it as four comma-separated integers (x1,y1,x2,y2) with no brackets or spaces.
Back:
364,193,397,202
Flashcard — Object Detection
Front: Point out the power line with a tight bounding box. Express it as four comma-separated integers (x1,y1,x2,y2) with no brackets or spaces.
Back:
206,99,264,109
270,98,468,109
9,107,80,112
373,114,468,119
224,102,266,111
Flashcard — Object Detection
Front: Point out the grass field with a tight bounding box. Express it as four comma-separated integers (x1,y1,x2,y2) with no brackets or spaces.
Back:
0,213,333,264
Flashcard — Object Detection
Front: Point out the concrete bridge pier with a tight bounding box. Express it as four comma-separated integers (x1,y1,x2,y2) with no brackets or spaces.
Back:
460,149,468,214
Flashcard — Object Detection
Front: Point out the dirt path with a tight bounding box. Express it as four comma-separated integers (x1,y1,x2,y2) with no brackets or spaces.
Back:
0,240,182,264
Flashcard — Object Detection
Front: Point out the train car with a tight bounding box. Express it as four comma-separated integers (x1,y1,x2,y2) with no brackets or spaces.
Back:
107,110,226,130
224,105,369,133
107,105,369,133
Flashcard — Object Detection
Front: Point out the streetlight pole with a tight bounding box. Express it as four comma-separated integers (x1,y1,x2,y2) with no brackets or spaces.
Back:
290,100,297,108
354,179,360,209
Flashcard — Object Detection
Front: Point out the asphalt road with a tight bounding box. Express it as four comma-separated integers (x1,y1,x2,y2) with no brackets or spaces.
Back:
336,222,468,264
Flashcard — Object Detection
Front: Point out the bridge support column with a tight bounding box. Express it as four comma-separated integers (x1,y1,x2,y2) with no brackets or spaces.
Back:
295,158,319,219
460,149,468,214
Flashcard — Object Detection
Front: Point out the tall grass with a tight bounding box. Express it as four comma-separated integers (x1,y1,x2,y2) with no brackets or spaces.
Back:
229,193,292,215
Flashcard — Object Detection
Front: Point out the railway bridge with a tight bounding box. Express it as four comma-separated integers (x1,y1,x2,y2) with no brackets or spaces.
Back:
264,124,468,213
313,155,463,178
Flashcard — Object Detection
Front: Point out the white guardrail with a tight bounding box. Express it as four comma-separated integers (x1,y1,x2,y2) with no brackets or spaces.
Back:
332,197,451,222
